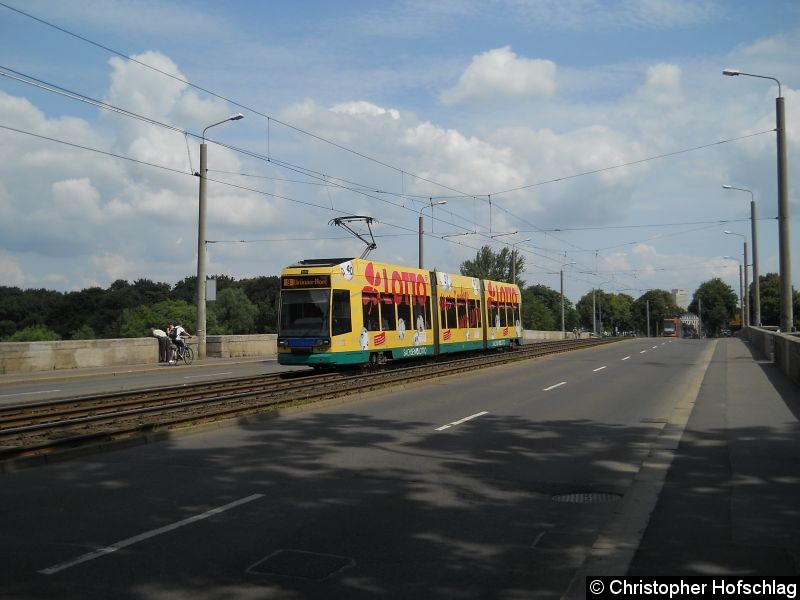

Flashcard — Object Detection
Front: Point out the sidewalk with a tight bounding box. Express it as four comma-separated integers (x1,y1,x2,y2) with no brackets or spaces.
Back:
0,355,271,386
628,338,800,575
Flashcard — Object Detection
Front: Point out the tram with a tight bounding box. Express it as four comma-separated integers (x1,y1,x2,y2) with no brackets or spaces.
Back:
277,258,523,367
662,317,681,337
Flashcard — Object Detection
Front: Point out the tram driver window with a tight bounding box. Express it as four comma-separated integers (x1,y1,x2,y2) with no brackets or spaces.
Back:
332,289,352,336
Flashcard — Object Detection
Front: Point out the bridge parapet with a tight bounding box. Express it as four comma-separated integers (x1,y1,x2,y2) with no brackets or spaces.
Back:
745,327,800,386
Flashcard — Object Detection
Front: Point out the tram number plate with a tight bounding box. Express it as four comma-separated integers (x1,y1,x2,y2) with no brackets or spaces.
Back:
402,347,430,358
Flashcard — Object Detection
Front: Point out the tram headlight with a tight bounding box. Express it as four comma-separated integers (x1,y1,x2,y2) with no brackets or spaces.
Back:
315,338,330,347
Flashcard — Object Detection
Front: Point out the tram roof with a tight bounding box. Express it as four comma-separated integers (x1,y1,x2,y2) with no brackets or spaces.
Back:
287,258,356,268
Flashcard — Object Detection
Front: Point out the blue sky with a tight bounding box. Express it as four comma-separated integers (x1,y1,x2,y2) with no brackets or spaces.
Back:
0,0,799,308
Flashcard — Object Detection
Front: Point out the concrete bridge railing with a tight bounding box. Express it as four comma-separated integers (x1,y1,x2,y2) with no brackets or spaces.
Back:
0,331,576,375
744,327,800,386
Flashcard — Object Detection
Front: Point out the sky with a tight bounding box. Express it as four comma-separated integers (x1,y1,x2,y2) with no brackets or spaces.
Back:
1,0,799,307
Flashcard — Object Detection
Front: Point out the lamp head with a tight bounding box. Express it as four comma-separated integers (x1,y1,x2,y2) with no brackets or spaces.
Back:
230,113,245,121
722,185,733,189
722,68,741,76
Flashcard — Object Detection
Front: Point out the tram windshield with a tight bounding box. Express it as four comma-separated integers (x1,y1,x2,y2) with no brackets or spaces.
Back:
280,290,330,337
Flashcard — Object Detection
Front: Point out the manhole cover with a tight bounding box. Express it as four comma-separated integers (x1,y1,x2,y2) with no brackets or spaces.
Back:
551,492,621,504
248,549,354,580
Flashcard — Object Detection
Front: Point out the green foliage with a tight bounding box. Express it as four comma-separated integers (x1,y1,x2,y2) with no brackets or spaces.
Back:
120,300,197,338
521,284,578,331
688,278,738,336
460,245,525,286
212,288,259,334
576,290,634,334
70,324,96,340
8,325,61,342
631,289,680,335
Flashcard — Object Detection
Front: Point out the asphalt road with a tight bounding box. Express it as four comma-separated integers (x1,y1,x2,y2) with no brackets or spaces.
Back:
0,358,299,405
0,338,714,599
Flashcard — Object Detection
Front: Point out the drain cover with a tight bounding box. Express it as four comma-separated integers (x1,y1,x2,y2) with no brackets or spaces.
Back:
552,492,621,504
248,549,354,581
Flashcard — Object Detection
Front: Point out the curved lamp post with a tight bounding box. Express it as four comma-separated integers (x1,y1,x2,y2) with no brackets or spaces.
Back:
723,68,792,331
723,185,760,325
196,113,244,359
724,230,749,328
418,200,447,269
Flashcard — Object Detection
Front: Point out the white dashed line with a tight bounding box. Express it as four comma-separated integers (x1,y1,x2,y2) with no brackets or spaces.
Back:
592,366,607,372
543,382,567,391
621,356,631,361
39,493,265,575
640,350,647,354
436,411,488,431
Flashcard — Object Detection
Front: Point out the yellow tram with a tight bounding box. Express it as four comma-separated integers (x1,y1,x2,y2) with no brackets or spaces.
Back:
277,258,523,367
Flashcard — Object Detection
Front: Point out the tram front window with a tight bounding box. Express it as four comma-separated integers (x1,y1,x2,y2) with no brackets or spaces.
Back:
280,290,330,337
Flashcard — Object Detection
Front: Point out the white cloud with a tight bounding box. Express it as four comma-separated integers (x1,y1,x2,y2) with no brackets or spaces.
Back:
0,251,28,286
440,47,557,105
331,101,400,120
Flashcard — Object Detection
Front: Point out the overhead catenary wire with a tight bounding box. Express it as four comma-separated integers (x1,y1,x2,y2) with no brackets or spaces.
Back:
0,3,779,256
0,3,779,296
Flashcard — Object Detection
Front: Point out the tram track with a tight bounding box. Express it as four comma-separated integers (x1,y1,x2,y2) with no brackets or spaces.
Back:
0,338,619,465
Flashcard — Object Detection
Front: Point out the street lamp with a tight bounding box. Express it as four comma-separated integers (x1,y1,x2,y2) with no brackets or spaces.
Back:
723,255,745,330
196,113,244,359
418,200,447,269
560,261,576,339
724,230,749,327
723,68,792,331
723,185,760,325
510,238,530,285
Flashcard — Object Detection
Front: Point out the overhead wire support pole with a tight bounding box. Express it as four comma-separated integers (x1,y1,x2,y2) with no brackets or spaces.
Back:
723,68,792,331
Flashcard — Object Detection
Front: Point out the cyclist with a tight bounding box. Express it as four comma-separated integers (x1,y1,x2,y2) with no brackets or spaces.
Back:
169,322,192,364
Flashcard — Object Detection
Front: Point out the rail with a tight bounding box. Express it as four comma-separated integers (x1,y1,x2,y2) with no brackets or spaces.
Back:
0,338,619,465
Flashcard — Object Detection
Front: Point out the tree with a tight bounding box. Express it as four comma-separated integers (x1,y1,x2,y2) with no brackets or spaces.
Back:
688,278,738,336
211,288,258,334
8,325,60,342
240,275,281,333
459,245,525,285
632,290,679,335
576,291,634,334
120,300,201,338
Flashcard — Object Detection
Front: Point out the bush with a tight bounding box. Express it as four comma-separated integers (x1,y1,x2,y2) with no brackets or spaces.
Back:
8,325,61,342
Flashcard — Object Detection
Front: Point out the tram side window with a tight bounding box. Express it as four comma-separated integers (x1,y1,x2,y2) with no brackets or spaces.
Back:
380,293,396,331
510,303,519,326
362,291,380,331
499,302,508,327
444,298,457,329
468,299,480,328
456,297,468,328
413,298,430,330
332,289,352,336
397,295,412,333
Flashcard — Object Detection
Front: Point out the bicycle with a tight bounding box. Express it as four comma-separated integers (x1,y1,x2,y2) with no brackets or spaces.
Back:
172,342,194,365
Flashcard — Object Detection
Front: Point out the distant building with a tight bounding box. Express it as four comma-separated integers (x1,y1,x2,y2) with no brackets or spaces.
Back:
681,312,700,333
671,288,688,310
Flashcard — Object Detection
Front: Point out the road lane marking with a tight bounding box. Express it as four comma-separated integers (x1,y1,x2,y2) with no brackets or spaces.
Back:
436,411,488,431
39,493,264,575
640,350,647,354
652,345,658,349
592,366,607,372
621,356,631,361
0,389,61,398
543,382,566,391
